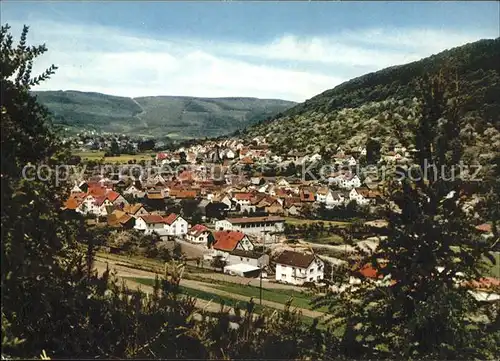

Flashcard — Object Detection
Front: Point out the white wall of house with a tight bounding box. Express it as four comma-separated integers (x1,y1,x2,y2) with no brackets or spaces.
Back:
186,231,210,245
134,218,165,235
133,207,149,218
226,253,269,268
112,195,129,206
77,195,97,215
231,221,285,236
275,259,324,286
165,217,188,236
215,219,233,231
349,189,369,206
96,199,113,216
134,217,148,232
235,237,254,251
124,186,145,198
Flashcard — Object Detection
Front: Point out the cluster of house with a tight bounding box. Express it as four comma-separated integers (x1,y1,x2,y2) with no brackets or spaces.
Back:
197,226,325,286
63,136,498,292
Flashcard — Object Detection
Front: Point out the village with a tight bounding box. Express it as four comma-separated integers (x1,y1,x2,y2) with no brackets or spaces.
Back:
63,135,499,306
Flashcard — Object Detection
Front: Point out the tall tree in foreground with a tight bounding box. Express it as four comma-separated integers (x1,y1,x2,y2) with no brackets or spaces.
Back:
0,24,202,359
314,67,499,359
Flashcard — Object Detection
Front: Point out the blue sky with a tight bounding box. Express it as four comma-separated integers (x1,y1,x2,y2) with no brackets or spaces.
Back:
2,1,499,101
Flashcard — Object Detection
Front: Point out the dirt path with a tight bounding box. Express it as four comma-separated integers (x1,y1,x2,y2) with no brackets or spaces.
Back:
94,258,325,319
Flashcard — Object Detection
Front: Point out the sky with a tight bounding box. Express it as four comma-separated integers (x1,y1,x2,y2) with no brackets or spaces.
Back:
2,1,499,102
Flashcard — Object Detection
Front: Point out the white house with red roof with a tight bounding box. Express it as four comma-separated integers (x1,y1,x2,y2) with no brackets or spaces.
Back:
164,213,188,236
134,214,167,235
329,173,361,190
106,190,128,208
186,224,211,245
210,230,254,259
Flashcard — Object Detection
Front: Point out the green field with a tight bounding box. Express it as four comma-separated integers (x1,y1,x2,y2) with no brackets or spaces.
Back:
73,151,156,163
304,234,345,246
96,252,215,275
126,274,326,312
127,277,321,327
210,282,328,312
285,217,351,227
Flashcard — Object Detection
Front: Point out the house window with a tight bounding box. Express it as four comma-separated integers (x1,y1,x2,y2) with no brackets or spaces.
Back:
240,257,243,261
310,268,314,273
309,277,313,282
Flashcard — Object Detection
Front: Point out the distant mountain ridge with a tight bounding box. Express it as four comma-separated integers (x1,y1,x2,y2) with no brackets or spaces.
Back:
34,90,296,138
246,38,500,160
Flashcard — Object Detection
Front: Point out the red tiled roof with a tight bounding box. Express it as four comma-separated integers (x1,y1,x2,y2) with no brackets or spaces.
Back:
357,263,387,279
164,213,179,225
106,190,120,202
140,214,166,224
188,224,209,236
300,190,315,202
94,195,109,206
475,223,492,233
64,197,81,210
213,230,246,251
176,190,197,199
240,157,254,165
234,192,253,201
88,186,107,197
466,277,500,290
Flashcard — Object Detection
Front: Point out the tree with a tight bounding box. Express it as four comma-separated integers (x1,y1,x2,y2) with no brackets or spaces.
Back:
211,255,227,271
109,139,120,156
138,139,155,152
0,24,202,359
314,68,499,359
365,138,381,164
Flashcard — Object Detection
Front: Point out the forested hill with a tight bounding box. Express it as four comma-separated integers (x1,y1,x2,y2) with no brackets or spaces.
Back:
33,91,296,139
246,38,500,159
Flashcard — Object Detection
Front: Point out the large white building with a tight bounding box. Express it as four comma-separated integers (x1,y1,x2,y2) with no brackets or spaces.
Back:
134,213,188,236
274,250,324,286
215,216,285,237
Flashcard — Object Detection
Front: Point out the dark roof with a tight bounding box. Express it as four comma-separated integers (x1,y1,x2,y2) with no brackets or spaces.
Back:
274,250,317,269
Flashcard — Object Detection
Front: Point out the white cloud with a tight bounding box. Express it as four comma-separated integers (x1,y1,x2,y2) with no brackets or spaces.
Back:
4,19,496,102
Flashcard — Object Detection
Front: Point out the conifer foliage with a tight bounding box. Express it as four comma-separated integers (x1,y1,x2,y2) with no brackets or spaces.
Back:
314,68,499,359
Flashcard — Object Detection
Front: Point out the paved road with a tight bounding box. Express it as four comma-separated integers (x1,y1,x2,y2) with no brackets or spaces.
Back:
94,258,325,319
